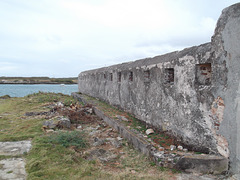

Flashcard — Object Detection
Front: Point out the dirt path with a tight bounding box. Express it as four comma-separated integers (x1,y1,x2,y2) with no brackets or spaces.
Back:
0,141,31,180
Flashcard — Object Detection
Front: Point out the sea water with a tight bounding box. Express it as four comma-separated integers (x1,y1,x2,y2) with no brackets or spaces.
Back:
0,84,78,97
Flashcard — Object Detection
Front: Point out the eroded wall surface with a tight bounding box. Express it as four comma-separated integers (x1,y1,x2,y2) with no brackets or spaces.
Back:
211,3,240,174
78,3,240,174
79,43,218,154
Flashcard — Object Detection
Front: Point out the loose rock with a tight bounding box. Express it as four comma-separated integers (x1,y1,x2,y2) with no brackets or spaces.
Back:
86,148,117,162
57,117,71,129
93,137,105,147
43,120,58,129
46,129,54,133
77,125,82,129
145,129,154,135
117,137,123,141
116,115,129,122
85,108,93,114
183,148,188,152
177,145,183,151
110,139,122,148
56,102,64,108
170,145,176,151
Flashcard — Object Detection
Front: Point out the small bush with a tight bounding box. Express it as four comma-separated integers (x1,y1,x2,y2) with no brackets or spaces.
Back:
48,131,88,149
0,95,11,99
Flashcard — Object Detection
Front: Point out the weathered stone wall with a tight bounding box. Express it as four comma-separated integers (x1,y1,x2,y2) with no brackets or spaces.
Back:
211,3,240,174
78,3,240,174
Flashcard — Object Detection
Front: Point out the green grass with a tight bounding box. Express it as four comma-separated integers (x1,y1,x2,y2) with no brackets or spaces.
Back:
0,92,176,180
0,92,81,142
47,131,88,148
194,152,202,154
27,92,78,105
26,135,99,180
0,98,43,141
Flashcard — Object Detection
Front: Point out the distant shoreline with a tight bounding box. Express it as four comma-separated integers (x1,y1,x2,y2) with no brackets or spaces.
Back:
0,82,77,85
0,77,78,85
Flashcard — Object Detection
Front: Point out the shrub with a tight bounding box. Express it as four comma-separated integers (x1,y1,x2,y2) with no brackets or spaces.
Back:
48,131,88,149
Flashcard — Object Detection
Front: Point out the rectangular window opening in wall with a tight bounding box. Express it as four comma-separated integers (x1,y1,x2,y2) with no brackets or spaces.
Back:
118,72,121,82
144,70,150,82
109,73,113,81
196,63,212,85
164,68,174,84
104,73,106,80
129,71,133,81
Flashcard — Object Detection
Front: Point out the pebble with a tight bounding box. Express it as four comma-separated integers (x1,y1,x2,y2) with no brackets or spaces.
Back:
130,170,136,174
117,137,123,141
177,145,183,151
183,148,188,152
170,145,176,151
77,125,82,129
145,129,154,135
121,116,129,122
56,102,64,108
46,129,54,133
116,115,129,122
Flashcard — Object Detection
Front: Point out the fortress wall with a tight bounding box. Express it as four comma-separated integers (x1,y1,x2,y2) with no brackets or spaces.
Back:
211,3,240,174
79,43,218,154
78,3,240,174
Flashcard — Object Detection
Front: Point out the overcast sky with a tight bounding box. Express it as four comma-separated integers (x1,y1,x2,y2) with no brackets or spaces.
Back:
0,0,239,77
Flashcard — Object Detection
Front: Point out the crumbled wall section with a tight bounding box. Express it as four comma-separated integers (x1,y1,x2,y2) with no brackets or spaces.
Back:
78,3,240,174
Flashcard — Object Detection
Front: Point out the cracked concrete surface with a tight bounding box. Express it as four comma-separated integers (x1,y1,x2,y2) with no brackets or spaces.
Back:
0,141,31,156
0,158,26,180
0,141,31,180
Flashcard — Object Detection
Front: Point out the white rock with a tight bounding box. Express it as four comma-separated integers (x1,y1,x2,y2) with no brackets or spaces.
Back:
145,129,154,135
86,108,93,114
177,145,183,151
170,145,176,151
130,170,136,174
153,151,164,158
183,148,188,152
77,125,82,129
117,137,123,141
10,148,18,152
46,129,54,133
116,115,129,122
121,116,129,122
56,102,64,108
